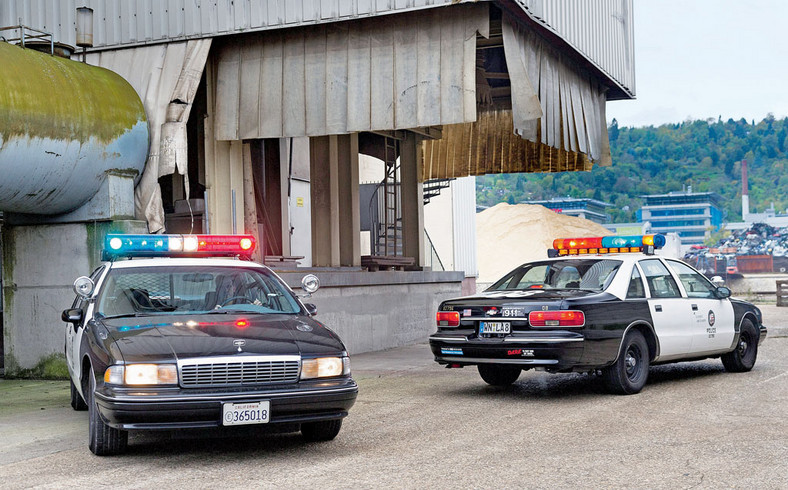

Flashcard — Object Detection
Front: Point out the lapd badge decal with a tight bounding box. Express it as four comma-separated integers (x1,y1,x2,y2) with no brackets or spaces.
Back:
708,310,716,326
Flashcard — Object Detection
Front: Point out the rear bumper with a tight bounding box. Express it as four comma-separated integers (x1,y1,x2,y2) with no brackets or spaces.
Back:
94,378,358,430
429,332,584,370
759,324,768,345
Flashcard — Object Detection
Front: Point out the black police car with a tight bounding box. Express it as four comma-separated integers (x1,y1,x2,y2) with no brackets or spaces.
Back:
63,234,357,455
429,235,767,394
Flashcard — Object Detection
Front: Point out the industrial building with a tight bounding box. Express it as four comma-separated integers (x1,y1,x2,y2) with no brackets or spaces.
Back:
522,197,612,224
637,190,723,245
0,0,635,374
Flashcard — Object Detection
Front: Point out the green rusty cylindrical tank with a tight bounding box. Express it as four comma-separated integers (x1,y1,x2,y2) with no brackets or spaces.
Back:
0,41,149,215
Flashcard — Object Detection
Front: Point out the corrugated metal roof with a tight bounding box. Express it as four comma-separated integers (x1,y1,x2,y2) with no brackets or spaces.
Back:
1,0,634,97
511,0,635,98
1,0,460,49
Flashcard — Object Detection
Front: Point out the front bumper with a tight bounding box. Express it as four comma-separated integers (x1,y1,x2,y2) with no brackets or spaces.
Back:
759,324,768,345
94,377,358,430
429,331,584,370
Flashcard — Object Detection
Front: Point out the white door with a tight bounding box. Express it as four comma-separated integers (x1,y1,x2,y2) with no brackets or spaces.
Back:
639,259,694,360
665,259,735,354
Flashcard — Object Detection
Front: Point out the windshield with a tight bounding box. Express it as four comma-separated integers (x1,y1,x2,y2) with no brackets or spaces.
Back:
96,266,302,317
487,259,623,292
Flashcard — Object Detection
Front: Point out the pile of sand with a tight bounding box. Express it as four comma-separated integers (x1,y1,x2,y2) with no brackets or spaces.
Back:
476,203,613,283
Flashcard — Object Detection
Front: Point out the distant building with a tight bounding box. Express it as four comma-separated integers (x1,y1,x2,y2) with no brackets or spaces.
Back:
637,191,723,245
523,197,612,224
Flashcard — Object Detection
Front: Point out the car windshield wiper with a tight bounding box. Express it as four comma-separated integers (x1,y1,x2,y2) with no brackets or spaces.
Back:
98,312,158,320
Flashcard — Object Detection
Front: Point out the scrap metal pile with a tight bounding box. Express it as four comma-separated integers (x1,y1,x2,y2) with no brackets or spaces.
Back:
684,223,788,275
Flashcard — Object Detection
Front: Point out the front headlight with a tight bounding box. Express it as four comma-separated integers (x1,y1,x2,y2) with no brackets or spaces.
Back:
104,364,178,386
300,357,350,379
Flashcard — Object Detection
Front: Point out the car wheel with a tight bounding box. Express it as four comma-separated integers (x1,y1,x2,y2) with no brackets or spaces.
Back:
604,329,649,395
722,319,758,372
301,419,343,442
477,364,521,386
87,372,128,456
70,377,88,411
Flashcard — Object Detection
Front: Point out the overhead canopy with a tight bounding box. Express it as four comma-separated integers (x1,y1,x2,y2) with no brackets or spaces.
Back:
213,3,489,140
422,12,611,181
88,40,211,233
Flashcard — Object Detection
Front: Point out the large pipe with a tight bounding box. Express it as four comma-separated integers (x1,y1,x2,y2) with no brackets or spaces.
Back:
0,41,148,215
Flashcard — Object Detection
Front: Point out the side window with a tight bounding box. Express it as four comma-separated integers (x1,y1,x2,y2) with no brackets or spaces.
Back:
667,260,717,299
627,267,646,299
639,259,681,298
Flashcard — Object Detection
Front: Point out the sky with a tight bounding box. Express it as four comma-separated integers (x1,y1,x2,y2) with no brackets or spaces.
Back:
605,0,788,128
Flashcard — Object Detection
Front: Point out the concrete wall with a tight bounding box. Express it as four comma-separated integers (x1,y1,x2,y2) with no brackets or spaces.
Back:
1,220,145,374
278,270,463,354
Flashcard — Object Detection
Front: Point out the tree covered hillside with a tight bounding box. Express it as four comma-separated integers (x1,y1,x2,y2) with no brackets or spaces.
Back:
476,115,788,223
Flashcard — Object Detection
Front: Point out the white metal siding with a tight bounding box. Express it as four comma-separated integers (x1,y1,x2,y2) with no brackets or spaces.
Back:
1,0,459,49
1,0,634,96
451,177,478,278
513,0,635,97
213,3,488,139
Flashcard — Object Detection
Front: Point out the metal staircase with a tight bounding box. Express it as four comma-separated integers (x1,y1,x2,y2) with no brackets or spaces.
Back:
422,178,454,204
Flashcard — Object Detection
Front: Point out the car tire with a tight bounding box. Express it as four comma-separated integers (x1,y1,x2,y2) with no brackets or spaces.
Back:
603,329,649,395
70,377,88,411
301,419,343,442
477,364,521,386
722,319,758,372
87,372,128,456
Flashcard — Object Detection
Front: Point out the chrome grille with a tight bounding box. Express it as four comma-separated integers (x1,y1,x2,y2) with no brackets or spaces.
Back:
178,355,300,387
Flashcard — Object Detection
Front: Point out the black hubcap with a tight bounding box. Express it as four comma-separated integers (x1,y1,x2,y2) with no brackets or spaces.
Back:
625,344,642,381
738,333,750,356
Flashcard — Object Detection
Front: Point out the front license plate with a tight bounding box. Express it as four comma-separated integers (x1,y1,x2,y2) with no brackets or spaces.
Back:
479,321,511,335
222,401,270,426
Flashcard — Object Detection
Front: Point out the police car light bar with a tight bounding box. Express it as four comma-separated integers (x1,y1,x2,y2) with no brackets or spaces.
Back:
102,234,256,260
549,234,666,257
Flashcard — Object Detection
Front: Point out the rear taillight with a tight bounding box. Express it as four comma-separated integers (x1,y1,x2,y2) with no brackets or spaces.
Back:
436,311,460,327
528,310,585,327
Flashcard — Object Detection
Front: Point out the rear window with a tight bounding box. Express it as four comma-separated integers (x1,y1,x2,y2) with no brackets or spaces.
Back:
96,265,302,317
487,259,622,292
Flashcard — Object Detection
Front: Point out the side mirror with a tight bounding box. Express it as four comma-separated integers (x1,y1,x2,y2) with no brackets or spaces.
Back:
73,276,95,299
300,274,320,297
304,303,318,316
710,275,725,287
62,308,84,325
715,286,731,299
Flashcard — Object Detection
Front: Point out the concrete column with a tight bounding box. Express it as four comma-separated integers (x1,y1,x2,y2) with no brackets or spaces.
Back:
242,143,262,263
310,136,340,266
309,135,360,267
400,132,425,268
337,134,361,267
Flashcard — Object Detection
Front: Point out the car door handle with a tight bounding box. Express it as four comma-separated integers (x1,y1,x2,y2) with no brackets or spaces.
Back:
691,304,698,311
654,305,662,312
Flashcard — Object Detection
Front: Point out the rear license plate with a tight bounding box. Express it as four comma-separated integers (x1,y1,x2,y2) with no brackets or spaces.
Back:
222,401,270,426
479,321,511,335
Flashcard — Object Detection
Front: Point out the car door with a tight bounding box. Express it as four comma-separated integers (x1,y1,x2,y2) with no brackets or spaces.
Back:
665,259,735,355
65,266,104,381
638,258,694,361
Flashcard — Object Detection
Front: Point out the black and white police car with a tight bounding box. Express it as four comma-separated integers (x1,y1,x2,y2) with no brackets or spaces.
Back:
429,234,767,394
63,234,357,455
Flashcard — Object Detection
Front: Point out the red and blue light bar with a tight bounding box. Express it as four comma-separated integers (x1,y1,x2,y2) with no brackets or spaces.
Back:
103,234,256,260
550,234,665,256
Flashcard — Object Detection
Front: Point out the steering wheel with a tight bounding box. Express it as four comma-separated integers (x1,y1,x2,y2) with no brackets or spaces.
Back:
219,296,255,307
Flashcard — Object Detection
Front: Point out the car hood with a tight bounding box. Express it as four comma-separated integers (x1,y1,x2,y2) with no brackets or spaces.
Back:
100,313,346,363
